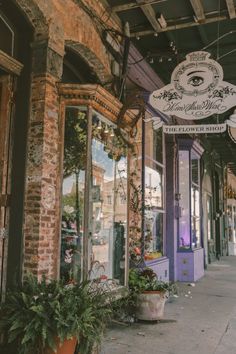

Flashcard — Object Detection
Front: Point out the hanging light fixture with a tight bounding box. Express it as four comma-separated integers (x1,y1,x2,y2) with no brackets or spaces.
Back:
110,127,115,137
97,120,102,130
104,125,109,134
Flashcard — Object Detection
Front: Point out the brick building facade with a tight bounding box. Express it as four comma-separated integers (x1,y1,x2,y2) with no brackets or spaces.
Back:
0,0,131,293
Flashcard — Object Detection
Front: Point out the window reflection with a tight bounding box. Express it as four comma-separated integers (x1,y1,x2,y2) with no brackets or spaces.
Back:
207,195,213,240
144,120,165,259
60,109,128,285
60,107,87,282
90,114,127,284
178,151,190,249
178,148,201,250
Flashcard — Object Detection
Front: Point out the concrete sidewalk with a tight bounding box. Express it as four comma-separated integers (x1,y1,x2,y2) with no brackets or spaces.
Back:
101,257,236,354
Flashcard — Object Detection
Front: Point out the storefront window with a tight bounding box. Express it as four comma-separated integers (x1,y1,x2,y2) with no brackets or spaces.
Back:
191,153,200,248
178,151,190,249
60,107,87,282
144,122,165,259
90,113,127,284
0,14,14,56
178,142,202,250
207,195,213,240
60,107,127,285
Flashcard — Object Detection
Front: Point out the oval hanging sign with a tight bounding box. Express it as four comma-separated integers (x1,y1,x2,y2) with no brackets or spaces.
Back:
149,51,236,120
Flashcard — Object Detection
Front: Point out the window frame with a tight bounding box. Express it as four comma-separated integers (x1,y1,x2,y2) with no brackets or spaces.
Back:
143,120,166,259
58,84,136,285
177,139,204,251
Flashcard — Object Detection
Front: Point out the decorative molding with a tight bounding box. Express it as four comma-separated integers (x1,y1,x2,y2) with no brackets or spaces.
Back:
58,84,136,128
0,50,23,76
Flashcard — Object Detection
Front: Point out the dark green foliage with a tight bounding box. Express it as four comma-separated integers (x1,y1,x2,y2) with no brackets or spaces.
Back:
129,267,177,295
63,110,87,177
0,275,113,354
111,268,178,323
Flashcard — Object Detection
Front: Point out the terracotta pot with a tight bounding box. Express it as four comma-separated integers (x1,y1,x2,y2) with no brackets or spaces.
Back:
44,337,77,354
136,291,166,321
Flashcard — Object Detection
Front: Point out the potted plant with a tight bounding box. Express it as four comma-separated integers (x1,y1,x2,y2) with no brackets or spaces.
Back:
0,274,113,354
129,268,177,321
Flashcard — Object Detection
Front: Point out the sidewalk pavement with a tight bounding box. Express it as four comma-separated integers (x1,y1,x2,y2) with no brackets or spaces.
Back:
101,257,236,354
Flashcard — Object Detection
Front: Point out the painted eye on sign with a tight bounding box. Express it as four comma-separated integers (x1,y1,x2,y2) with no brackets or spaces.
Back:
149,51,236,120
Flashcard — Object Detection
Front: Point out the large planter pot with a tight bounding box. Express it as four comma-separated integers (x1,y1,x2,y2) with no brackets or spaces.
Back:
44,337,77,354
136,291,166,321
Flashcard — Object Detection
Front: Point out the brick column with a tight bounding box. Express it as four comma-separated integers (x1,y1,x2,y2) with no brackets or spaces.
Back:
23,40,63,279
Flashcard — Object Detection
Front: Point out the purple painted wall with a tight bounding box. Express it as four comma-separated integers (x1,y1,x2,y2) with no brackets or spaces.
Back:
177,248,204,282
145,257,169,282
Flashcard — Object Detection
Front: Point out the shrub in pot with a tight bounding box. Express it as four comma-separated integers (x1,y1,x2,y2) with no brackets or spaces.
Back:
129,268,177,321
0,275,113,354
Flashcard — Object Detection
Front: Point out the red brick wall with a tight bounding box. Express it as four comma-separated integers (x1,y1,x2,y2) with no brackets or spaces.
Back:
19,0,121,279
24,72,61,278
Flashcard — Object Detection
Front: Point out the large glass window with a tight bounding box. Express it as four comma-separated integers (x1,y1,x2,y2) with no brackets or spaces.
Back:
191,153,200,248
60,107,127,285
90,113,127,284
144,121,165,260
207,195,213,240
178,143,201,250
0,13,14,56
178,151,190,249
60,107,87,282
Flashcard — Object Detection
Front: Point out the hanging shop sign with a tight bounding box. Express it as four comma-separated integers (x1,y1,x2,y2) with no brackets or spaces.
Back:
149,51,236,120
145,116,236,139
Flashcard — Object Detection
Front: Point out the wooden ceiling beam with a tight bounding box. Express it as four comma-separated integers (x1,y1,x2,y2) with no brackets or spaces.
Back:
130,15,227,37
112,0,166,12
197,25,208,45
189,0,205,22
136,0,162,32
225,0,236,19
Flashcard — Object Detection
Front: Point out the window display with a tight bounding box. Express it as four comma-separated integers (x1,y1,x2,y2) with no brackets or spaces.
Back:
207,195,213,240
178,142,202,250
91,113,127,284
178,151,190,249
60,107,87,282
191,153,200,248
144,122,165,260
60,107,127,285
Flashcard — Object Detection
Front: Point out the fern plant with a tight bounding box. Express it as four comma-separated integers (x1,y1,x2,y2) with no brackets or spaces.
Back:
0,274,113,354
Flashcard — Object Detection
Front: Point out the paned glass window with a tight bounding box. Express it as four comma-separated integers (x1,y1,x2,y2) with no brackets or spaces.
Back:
178,143,202,250
144,121,165,259
178,151,190,249
90,113,127,284
191,152,200,248
60,107,87,282
207,195,213,240
60,107,127,285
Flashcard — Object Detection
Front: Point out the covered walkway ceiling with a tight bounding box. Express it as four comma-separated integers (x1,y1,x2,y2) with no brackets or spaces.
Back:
106,0,236,173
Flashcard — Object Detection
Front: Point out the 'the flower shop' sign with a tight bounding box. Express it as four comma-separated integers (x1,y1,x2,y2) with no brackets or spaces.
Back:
149,51,236,120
